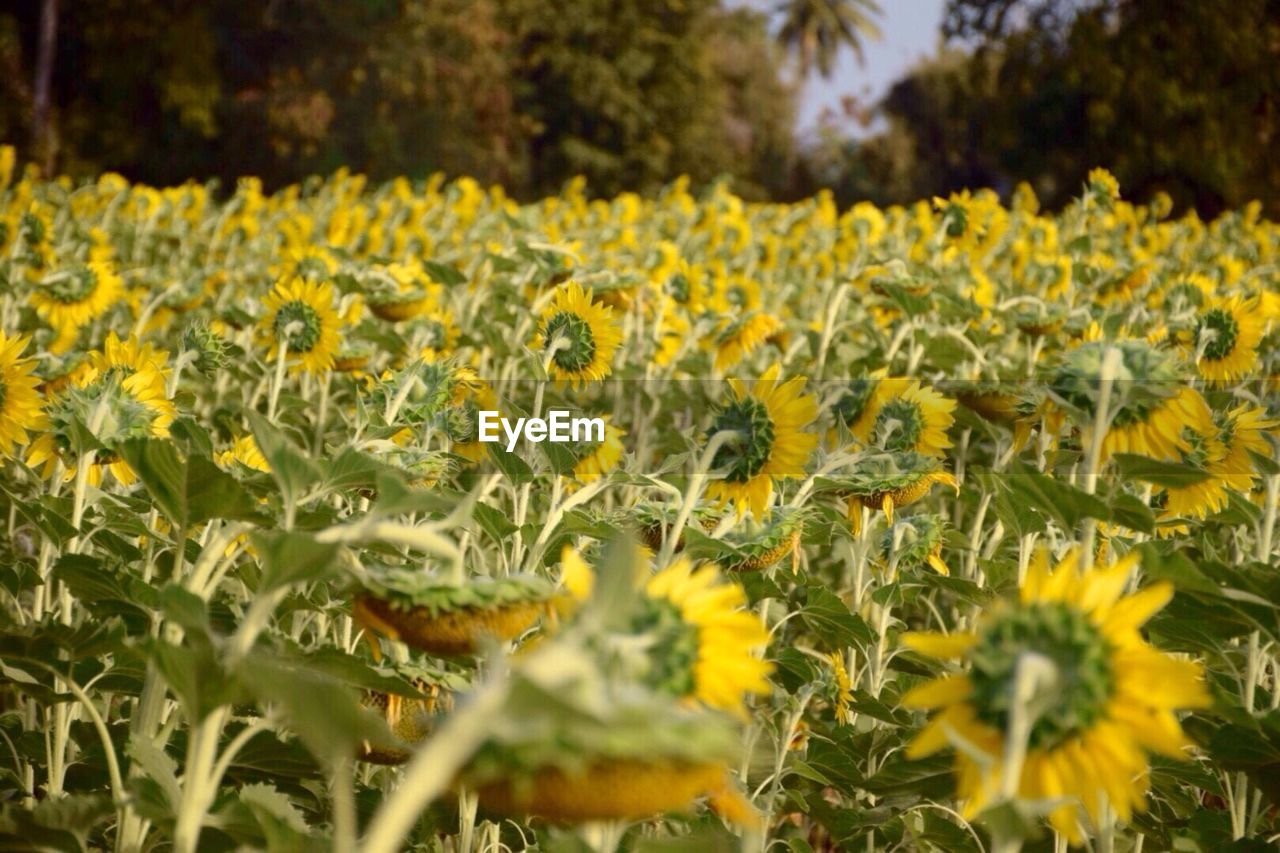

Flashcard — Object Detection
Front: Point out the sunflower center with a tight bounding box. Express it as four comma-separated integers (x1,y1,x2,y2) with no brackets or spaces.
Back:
273,300,322,353
1197,309,1239,362
0,377,7,410
543,311,596,373
45,268,98,304
710,397,775,483
969,603,1114,749
874,400,925,453
633,599,700,698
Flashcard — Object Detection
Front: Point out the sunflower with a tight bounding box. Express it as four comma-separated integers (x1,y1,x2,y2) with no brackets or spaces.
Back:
562,549,772,714
76,331,171,385
534,282,623,388
902,549,1210,844
30,261,125,332
822,451,958,530
704,364,818,518
27,364,174,486
0,332,47,457
850,379,955,457
259,277,342,374
215,434,271,474
882,514,950,576
569,416,626,486
1192,295,1265,382
1145,418,1229,537
1049,340,1196,462
1213,404,1278,494
712,312,783,372
418,308,460,361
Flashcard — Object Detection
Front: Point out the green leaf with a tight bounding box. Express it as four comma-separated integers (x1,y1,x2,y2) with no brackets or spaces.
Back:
126,736,181,814
423,260,467,287
247,411,323,505
234,647,384,765
487,443,535,485
1109,492,1156,534
474,501,518,542
1006,463,1109,531
117,438,262,528
1113,453,1212,488
799,586,874,649
249,530,340,593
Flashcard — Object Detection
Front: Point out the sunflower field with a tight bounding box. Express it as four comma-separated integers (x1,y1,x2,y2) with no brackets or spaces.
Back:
1,149,1279,853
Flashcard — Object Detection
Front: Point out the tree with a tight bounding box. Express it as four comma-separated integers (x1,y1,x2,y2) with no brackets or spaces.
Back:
775,0,882,80
845,0,1280,216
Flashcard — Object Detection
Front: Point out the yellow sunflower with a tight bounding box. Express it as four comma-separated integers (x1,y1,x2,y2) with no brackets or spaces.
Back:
419,308,460,361
850,378,955,457
902,549,1210,845
75,331,171,385
1213,404,1278,494
569,416,626,486
0,332,47,457
259,277,342,374
1050,341,1199,462
27,364,174,486
534,282,623,388
705,364,818,518
1148,417,1230,537
30,261,125,332
215,435,271,473
645,558,773,714
712,312,783,372
1192,295,1265,382
558,548,772,715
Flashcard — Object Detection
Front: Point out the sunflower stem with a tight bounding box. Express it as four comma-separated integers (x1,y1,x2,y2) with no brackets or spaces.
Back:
1079,346,1122,573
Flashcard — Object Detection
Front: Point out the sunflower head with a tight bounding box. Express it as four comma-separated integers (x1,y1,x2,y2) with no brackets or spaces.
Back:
182,321,231,375
881,514,949,575
0,332,47,457
1049,338,1177,427
260,277,342,373
851,379,955,457
1193,296,1263,382
902,550,1210,843
705,365,818,518
535,282,622,387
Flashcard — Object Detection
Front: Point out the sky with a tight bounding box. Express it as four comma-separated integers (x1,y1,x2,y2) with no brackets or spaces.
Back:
793,0,947,136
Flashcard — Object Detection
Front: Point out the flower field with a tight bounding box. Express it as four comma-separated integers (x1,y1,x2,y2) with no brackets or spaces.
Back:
1,150,1279,852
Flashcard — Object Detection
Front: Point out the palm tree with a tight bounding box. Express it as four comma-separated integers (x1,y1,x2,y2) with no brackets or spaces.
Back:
775,0,883,80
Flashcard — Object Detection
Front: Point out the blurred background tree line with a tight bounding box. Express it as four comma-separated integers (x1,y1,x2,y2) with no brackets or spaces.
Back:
1,0,1277,216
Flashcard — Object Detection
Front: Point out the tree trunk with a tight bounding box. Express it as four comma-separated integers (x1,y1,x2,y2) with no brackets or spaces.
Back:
32,0,59,175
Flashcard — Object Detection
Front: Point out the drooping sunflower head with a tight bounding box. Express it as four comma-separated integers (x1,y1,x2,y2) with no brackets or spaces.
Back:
712,311,783,372
1048,340,1190,461
849,379,956,458
902,550,1210,844
819,450,958,529
1192,295,1264,383
0,332,47,457
705,364,818,518
259,277,342,374
534,282,623,387
881,513,950,576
